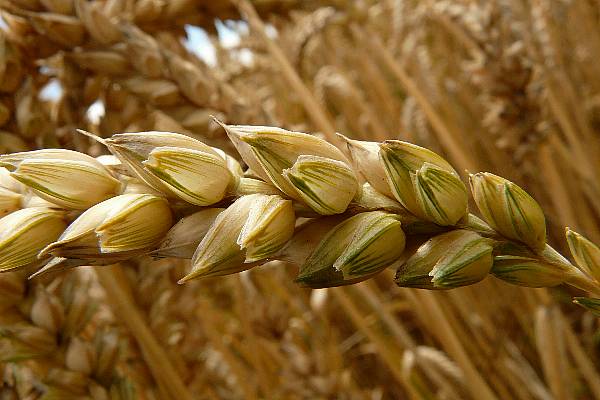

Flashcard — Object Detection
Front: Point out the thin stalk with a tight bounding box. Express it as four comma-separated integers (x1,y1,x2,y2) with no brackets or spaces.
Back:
95,265,193,400
332,286,433,400
534,306,572,400
234,0,338,144
543,80,597,184
410,290,499,400
196,296,258,400
537,143,579,230
355,281,416,348
425,3,484,61
234,275,273,397
354,54,404,137
357,25,475,172
547,134,600,237
563,319,600,400
356,282,467,400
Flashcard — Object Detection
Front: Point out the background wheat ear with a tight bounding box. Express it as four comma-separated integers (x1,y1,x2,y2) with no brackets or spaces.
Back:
0,0,599,399
0,270,148,399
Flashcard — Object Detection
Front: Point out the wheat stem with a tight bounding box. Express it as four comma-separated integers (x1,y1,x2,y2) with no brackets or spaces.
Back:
534,306,571,400
563,320,600,400
332,286,430,400
359,25,475,172
412,290,498,400
95,265,193,400
234,0,338,144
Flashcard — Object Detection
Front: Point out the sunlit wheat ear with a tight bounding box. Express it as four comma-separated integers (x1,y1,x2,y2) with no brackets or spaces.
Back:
4,2,600,397
0,120,599,315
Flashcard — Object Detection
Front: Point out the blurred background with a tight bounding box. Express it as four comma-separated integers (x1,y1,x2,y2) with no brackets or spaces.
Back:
0,0,599,399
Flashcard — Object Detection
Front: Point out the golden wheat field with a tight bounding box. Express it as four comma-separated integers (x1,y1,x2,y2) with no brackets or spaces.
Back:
0,0,600,399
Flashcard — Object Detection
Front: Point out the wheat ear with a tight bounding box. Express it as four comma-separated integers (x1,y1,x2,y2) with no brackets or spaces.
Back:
0,120,599,315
